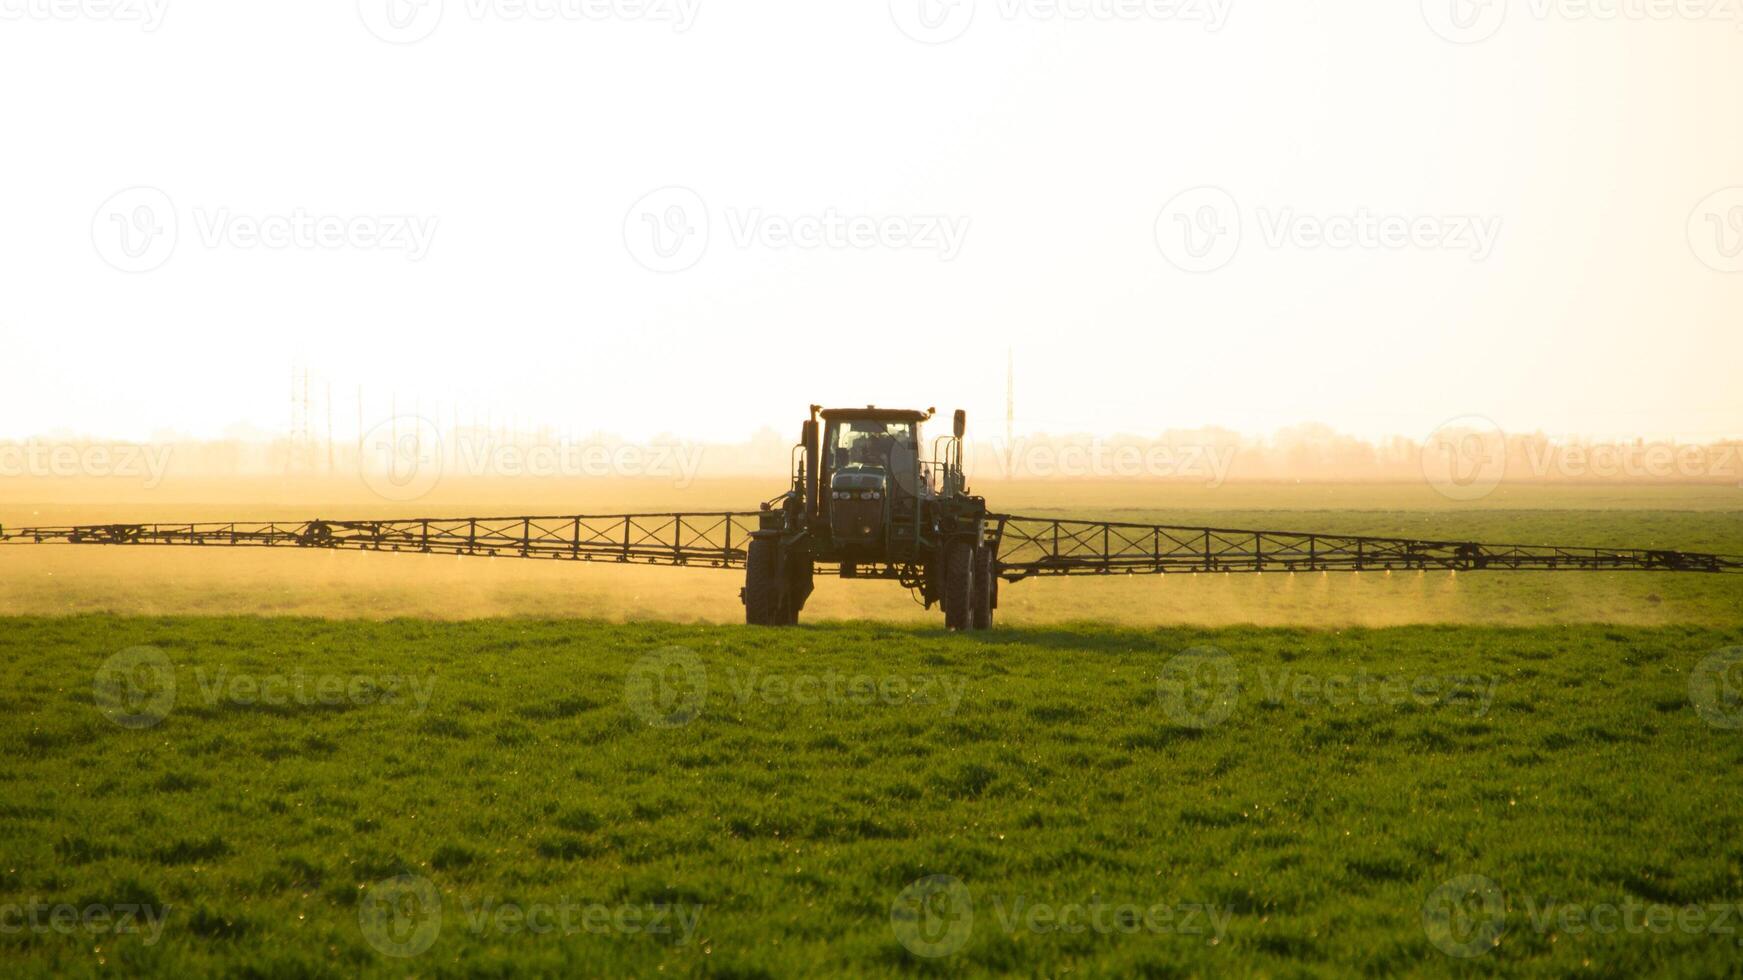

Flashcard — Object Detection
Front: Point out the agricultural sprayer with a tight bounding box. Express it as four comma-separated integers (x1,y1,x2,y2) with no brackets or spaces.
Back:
4,405,1740,629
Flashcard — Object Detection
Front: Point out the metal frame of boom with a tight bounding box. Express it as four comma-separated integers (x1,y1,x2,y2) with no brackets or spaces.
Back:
989,516,1743,576
5,513,1738,575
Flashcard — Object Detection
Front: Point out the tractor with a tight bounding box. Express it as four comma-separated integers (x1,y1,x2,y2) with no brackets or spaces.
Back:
742,406,995,629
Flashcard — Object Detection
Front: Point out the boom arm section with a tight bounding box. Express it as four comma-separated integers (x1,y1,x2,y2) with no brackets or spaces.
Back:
988,515,1743,578
0,514,763,568
5,512,1740,577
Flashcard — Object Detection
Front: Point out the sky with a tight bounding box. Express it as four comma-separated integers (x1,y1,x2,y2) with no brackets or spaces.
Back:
1,0,1739,445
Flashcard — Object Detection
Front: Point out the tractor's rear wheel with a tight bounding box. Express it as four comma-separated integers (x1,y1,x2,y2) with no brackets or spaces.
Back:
944,539,975,631
971,545,994,631
744,537,786,626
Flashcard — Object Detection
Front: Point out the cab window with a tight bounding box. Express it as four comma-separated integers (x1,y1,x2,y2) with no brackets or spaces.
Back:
827,421,915,473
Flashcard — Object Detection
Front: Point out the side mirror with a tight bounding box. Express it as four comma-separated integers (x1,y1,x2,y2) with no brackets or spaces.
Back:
953,410,967,439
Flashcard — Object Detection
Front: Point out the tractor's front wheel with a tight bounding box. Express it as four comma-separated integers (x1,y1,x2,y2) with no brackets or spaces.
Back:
971,545,995,631
744,537,786,626
944,539,975,631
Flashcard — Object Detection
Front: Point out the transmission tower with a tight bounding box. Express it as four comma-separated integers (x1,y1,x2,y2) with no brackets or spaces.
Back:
1005,348,1015,478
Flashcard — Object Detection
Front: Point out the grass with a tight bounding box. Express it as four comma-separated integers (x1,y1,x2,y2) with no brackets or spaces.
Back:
3,616,1742,976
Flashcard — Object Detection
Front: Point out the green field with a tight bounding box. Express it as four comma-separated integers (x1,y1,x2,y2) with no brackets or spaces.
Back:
4,616,1742,977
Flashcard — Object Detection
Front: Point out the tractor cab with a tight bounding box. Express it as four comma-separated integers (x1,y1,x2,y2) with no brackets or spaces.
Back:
819,407,926,552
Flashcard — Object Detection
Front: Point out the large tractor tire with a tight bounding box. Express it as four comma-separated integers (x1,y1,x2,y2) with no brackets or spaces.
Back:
782,556,812,626
744,537,786,626
944,538,975,631
971,544,995,631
